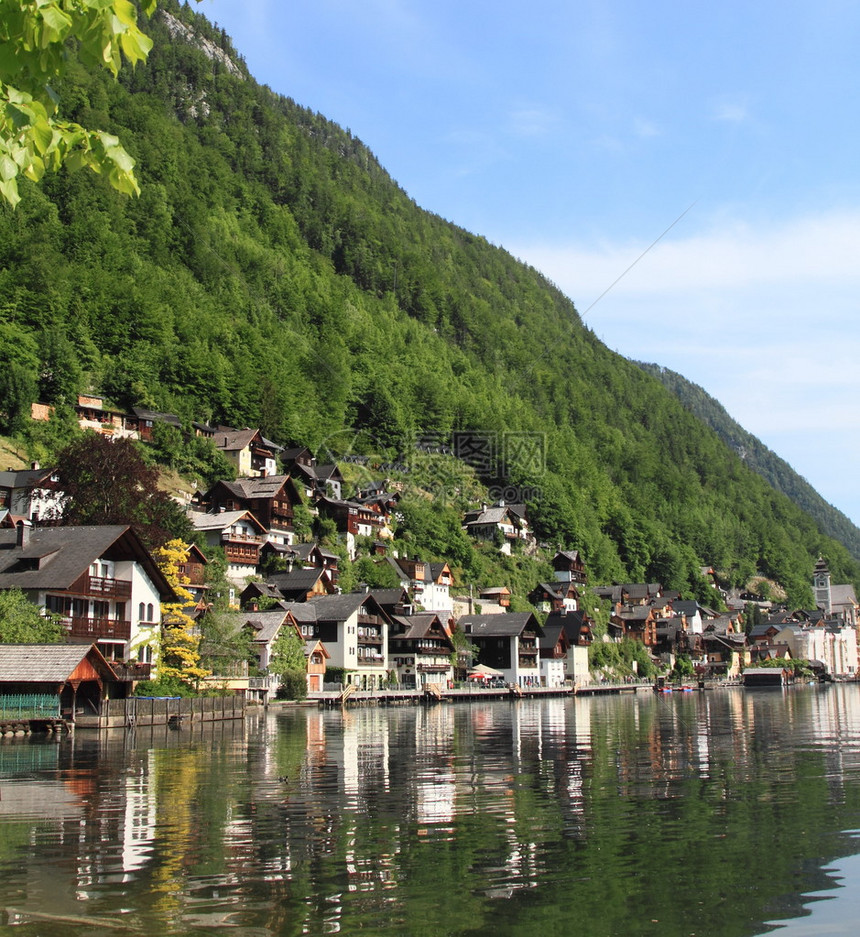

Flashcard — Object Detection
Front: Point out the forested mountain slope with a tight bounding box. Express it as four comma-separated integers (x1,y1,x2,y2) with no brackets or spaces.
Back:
0,0,857,605
636,362,860,561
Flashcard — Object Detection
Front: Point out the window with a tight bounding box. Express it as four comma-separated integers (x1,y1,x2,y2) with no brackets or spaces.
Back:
147,603,154,622
139,602,146,621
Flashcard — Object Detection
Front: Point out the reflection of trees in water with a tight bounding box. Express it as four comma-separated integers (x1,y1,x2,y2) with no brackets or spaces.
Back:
2,693,860,935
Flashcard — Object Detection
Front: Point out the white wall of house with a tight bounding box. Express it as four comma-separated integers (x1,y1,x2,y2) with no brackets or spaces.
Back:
565,645,592,686
119,559,165,665
540,657,566,688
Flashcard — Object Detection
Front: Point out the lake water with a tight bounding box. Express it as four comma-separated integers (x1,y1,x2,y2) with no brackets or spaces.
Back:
2,686,860,936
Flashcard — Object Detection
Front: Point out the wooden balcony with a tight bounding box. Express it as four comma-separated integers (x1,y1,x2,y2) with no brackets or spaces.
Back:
358,633,383,646
70,574,132,599
66,616,131,641
109,661,152,681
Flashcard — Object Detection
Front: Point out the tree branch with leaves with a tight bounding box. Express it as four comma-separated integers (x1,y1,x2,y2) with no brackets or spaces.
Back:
0,0,195,206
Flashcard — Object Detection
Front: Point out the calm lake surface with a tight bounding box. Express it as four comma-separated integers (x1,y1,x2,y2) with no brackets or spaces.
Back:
2,686,860,936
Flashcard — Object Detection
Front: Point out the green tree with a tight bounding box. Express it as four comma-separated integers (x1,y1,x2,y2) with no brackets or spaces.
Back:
0,587,65,642
0,361,37,434
54,432,191,548
0,0,164,206
268,624,307,700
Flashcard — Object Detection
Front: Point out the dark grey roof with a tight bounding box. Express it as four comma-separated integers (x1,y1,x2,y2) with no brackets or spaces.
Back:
216,475,295,499
131,407,181,427
287,592,386,623
268,567,330,591
671,600,701,617
544,610,592,643
538,621,565,650
0,525,174,599
368,587,410,607
0,468,57,489
460,613,540,637
390,613,446,641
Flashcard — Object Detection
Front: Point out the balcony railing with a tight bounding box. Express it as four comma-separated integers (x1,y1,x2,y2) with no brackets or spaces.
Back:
110,661,151,681
66,617,131,640
72,575,132,599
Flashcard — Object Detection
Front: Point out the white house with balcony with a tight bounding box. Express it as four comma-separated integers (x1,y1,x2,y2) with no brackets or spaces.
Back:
459,612,543,687
190,509,265,586
284,593,391,689
0,522,175,680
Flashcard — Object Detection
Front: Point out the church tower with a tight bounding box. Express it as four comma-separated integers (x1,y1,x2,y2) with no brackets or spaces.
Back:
813,557,832,615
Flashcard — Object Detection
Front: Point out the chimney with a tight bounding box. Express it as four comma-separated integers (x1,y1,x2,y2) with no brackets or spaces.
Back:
31,460,40,470
16,519,32,547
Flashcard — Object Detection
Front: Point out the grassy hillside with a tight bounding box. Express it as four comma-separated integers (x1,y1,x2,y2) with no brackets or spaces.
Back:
0,1,857,605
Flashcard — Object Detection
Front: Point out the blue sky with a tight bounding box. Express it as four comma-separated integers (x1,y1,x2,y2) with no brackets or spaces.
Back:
201,0,860,527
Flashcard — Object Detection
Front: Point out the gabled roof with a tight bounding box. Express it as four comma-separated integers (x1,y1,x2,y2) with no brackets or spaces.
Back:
285,591,389,624
671,600,701,617
0,525,174,599
390,613,450,642
0,467,58,490
0,643,116,683
213,428,263,452
209,475,298,501
243,609,291,645
460,612,541,638
190,510,266,534
267,567,334,598
131,407,181,427
831,584,858,607
538,621,570,652
544,610,593,644
368,587,411,611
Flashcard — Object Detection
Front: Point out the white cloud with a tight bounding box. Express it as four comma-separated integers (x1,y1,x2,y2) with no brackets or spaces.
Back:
634,118,660,137
510,208,860,526
507,106,558,138
514,209,860,300
713,100,750,122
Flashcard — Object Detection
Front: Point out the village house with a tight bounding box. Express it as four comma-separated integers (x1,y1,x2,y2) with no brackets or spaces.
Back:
389,612,455,689
387,556,453,614
610,605,658,647
527,580,579,614
190,509,266,587
0,522,175,676
462,501,533,554
213,428,281,478
0,464,64,524
282,447,344,500
202,475,301,546
289,542,341,584
265,566,338,603
0,644,128,722
537,619,570,688
552,549,588,585
129,407,182,442
316,496,388,558
543,610,594,687
459,612,543,687
283,593,391,689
